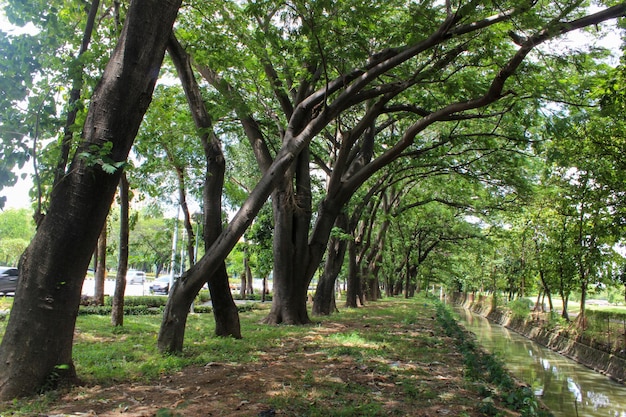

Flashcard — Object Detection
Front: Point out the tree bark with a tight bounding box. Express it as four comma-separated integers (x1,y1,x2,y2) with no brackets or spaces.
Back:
312,213,348,316
112,173,130,326
171,164,196,266
263,146,312,325
0,0,181,399
345,238,363,308
94,225,107,305
243,248,254,296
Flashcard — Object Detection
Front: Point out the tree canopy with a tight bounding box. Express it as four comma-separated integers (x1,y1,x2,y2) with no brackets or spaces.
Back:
0,0,625,399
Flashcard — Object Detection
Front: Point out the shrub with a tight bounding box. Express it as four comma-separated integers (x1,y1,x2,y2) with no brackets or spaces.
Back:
233,292,272,302
196,290,211,303
103,296,168,308
544,311,568,331
508,298,533,320
78,305,164,316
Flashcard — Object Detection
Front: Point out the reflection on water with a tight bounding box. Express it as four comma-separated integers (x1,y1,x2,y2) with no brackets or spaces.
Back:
456,308,626,417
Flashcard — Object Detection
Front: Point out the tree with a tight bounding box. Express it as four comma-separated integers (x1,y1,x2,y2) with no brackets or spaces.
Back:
122,213,172,275
158,34,241,353
538,61,626,321
1,0,623,395
0,0,182,399
111,173,130,326
93,223,107,305
545,165,621,323
189,2,622,326
150,1,626,346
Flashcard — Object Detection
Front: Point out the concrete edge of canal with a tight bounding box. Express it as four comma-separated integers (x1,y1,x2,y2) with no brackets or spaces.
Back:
451,292,626,385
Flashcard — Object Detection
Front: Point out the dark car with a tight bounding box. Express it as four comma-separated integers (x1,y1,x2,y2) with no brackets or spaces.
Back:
150,276,172,295
0,266,18,295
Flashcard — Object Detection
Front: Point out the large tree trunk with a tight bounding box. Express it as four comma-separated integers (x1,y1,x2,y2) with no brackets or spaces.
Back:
264,190,309,323
345,238,363,308
0,0,181,399
112,173,130,326
365,251,383,300
158,270,209,352
264,149,312,324
312,213,348,316
179,32,241,338
158,35,240,353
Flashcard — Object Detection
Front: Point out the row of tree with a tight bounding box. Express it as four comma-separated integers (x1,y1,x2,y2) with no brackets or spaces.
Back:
0,0,625,399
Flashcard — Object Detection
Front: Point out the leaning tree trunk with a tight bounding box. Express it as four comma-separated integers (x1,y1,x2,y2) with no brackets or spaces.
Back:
0,0,181,399
112,173,130,326
312,213,348,316
157,34,240,353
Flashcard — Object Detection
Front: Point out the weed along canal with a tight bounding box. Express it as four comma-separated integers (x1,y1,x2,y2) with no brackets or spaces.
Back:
455,308,626,417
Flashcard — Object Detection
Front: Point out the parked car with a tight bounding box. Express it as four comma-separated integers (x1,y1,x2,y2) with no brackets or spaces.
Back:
0,266,18,295
126,270,146,285
150,276,172,295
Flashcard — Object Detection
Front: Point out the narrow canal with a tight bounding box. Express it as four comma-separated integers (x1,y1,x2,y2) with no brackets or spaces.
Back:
455,307,626,417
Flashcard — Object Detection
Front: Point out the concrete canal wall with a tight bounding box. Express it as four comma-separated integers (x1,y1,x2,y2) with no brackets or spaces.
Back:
451,292,626,384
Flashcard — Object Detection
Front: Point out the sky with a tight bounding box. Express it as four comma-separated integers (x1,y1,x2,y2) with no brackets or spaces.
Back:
0,11,36,210
0,7,623,211
2,166,33,210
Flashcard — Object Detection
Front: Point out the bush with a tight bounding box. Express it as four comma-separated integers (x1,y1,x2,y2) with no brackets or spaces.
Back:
544,311,568,331
196,290,211,303
78,305,164,316
78,299,260,316
102,296,168,308
508,298,533,319
233,292,272,302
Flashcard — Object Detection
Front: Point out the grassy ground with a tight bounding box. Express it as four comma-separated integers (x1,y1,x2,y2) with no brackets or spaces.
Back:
526,296,626,316
0,295,549,416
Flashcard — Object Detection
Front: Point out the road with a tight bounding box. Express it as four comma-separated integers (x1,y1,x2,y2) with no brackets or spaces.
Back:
82,278,155,297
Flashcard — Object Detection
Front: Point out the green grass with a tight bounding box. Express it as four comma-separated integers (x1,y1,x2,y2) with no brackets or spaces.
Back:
437,303,552,417
587,305,626,313
1,296,551,416
71,305,314,384
0,297,12,311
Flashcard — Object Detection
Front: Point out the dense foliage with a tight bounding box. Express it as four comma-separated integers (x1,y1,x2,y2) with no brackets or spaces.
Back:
0,0,625,399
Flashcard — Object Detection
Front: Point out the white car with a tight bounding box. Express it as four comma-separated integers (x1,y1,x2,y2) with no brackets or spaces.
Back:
126,270,146,285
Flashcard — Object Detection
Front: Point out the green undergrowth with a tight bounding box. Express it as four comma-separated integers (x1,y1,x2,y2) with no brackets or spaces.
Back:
2,296,551,416
77,301,257,316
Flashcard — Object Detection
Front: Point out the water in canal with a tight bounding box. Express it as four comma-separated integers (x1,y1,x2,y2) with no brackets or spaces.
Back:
455,307,626,417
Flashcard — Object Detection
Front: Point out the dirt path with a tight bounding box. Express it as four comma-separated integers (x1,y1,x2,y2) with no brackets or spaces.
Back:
7,302,522,416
